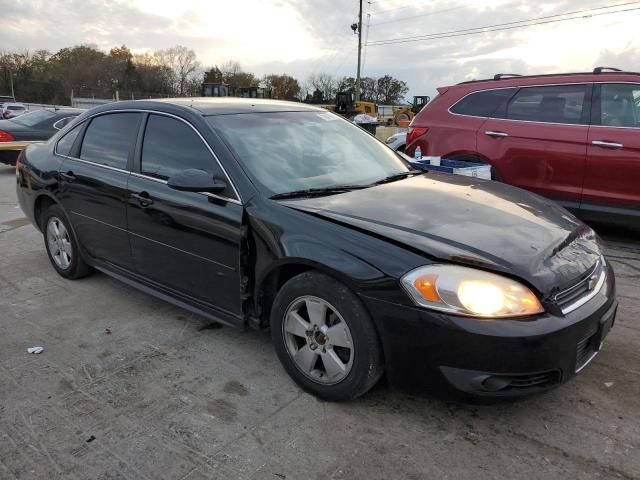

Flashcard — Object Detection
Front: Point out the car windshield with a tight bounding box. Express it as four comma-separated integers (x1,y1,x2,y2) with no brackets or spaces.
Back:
208,111,409,196
11,110,55,127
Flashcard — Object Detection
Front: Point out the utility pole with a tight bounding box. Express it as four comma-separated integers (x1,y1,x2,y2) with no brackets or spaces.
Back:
355,0,363,102
9,71,15,100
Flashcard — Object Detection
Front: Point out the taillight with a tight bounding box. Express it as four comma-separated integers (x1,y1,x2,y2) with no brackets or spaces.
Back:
0,130,15,142
406,127,428,144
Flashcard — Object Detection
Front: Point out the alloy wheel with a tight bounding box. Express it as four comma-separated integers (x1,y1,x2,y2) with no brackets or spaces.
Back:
283,295,354,385
46,216,72,269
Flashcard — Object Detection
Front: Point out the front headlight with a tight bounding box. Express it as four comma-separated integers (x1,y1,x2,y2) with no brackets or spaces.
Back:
385,136,397,144
401,265,544,318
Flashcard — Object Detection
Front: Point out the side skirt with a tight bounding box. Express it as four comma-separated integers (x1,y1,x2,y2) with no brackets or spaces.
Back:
92,261,246,329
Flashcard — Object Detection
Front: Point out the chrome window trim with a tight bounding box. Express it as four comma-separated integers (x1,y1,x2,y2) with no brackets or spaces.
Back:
448,81,640,128
448,82,592,126
56,154,131,174
53,108,242,204
129,171,241,205
52,117,76,130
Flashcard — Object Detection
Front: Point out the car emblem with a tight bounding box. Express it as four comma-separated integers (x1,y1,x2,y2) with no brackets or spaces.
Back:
586,274,598,291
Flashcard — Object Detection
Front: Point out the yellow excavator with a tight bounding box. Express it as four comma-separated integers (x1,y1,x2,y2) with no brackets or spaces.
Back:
391,95,431,125
329,91,378,118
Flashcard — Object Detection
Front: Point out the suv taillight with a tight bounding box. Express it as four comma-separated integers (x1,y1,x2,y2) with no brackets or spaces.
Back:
406,127,428,144
0,130,15,142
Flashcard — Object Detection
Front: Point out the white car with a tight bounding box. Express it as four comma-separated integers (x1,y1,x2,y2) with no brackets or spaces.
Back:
384,131,407,152
1,103,27,119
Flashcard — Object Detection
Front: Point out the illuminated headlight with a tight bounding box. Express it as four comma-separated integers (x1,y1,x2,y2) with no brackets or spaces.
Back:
401,265,544,318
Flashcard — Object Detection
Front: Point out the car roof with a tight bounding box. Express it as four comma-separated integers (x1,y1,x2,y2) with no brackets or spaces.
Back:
3,102,25,108
92,98,325,116
447,70,640,92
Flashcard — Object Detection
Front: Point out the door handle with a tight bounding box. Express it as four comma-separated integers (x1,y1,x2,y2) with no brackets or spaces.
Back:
485,131,509,138
592,140,623,149
60,171,76,182
130,192,154,207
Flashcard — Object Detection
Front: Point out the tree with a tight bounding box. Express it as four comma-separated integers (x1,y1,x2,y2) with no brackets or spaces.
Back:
262,74,300,100
375,75,409,105
308,72,336,103
203,61,258,92
336,76,378,102
156,45,200,96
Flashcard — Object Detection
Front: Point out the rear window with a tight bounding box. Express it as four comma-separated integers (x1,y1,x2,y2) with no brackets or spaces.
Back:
11,110,55,127
450,88,517,117
7,106,25,111
80,113,141,170
506,84,589,124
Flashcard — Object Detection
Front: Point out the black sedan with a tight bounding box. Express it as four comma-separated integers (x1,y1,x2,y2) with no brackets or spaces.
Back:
0,108,82,165
16,99,616,401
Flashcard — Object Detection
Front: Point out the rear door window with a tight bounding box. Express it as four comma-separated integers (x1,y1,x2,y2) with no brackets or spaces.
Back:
80,113,141,170
596,83,640,128
450,88,517,117
506,84,589,124
56,124,82,156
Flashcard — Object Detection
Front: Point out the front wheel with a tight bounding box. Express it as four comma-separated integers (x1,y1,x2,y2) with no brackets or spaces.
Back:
270,271,384,401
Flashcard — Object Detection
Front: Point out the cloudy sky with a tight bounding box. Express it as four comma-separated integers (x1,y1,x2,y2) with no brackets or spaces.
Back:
3,0,640,97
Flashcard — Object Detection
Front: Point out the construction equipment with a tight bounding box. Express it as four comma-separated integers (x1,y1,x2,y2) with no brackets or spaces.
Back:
391,95,431,125
331,90,378,118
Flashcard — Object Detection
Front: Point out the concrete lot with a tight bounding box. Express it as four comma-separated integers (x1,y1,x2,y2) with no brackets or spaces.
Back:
0,164,639,480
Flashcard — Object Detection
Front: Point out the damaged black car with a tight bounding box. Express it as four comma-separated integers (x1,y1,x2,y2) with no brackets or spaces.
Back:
16,99,617,401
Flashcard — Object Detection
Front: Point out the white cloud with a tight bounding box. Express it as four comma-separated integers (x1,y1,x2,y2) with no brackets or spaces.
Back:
2,0,639,97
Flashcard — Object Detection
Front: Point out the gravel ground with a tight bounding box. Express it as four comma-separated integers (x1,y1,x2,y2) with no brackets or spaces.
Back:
0,165,638,480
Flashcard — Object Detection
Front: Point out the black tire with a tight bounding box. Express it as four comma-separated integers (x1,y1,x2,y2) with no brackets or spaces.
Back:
41,204,92,279
270,271,383,401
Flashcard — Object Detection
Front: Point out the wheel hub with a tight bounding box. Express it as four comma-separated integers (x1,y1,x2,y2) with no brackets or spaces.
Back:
283,296,354,385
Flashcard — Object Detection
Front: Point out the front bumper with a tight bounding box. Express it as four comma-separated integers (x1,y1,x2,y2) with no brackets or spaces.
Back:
362,263,616,397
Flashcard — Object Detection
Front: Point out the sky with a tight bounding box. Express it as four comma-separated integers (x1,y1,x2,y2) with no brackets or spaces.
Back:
3,0,640,98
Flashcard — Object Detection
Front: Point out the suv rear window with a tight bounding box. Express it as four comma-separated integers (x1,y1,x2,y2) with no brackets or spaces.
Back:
450,88,516,117
506,84,589,124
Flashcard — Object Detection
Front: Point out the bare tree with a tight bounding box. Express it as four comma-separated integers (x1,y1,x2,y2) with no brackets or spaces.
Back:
155,45,200,96
308,72,336,102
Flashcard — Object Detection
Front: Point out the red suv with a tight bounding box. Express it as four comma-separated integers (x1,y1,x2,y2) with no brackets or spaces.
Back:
407,68,640,224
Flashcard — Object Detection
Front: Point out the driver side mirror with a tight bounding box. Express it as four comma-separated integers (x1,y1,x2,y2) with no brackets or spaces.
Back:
167,169,227,194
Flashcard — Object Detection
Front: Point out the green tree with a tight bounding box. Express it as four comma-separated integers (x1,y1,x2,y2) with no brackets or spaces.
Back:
262,74,300,100
375,75,409,105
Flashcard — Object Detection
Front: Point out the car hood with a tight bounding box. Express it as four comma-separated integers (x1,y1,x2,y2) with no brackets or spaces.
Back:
282,173,601,297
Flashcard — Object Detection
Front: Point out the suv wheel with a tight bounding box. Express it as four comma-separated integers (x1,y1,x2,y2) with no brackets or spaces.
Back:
270,271,383,401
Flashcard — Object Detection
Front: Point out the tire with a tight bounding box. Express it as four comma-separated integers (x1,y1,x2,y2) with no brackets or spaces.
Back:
270,271,383,401
42,204,92,279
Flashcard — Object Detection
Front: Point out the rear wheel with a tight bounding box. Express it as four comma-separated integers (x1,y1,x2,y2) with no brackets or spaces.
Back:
42,204,92,279
271,271,383,401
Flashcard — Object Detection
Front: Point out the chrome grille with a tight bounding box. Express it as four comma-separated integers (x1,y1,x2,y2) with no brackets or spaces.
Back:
555,258,606,314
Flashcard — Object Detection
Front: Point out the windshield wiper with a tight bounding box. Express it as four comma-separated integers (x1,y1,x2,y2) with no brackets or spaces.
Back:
270,184,369,200
372,170,423,185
